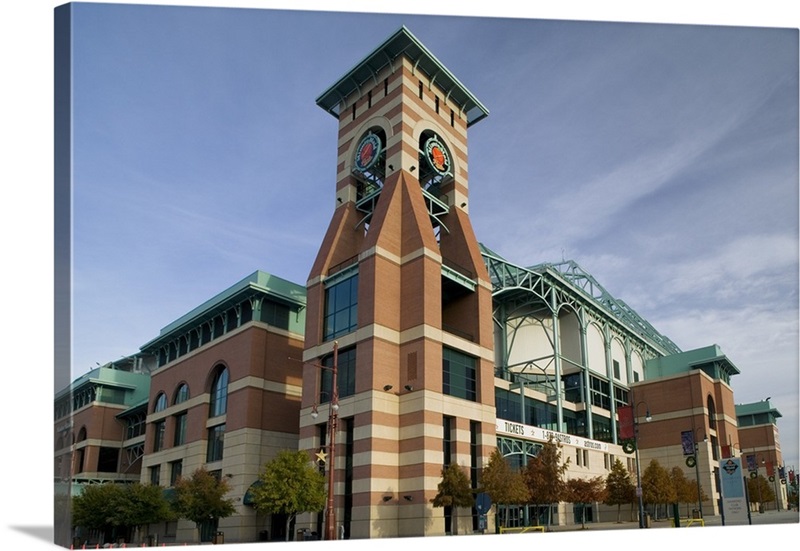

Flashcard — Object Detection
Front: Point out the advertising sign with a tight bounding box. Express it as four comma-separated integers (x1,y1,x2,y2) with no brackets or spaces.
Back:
718,457,749,525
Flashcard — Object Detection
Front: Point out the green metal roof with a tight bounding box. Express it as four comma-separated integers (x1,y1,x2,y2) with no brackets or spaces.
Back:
645,344,740,381
316,26,489,127
55,366,151,405
140,270,307,351
735,400,782,419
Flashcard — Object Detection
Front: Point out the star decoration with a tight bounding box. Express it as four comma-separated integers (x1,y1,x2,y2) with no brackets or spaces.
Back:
315,449,328,463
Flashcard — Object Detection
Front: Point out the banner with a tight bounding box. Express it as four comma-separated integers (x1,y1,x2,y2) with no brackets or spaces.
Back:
681,430,695,456
746,454,757,472
618,405,634,440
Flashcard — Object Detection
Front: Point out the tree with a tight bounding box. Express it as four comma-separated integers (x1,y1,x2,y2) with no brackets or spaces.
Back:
747,474,776,511
670,467,707,517
479,449,530,528
565,476,607,529
523,437,569,529
642,459,676,520
115,483,175,544
172,467,236,543
431,463,474,535
604,459,636,523
250,449,327,541
72,483,127,544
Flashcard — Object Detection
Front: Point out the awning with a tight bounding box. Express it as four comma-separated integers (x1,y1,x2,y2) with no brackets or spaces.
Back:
242,480,263,506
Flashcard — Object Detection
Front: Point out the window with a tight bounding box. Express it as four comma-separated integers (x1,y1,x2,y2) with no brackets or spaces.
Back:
443,348,476,401
368,90,372,108
174,384,189,405
261,300,290,329
173,413,187,447
590,376,611,410
97,447,119,473
154,393,167,412
613,360,621,380
443,416,454,466
592,415,613,443
418,80,423,99
170,460,183,485
321,347,357,401
210,367,229,418
207,424,225,463
450,108,454,127
435,95,439,113
323,274,358,340
150,465,160,486
126,411,146,439
153,420,166,452
614,387,629,409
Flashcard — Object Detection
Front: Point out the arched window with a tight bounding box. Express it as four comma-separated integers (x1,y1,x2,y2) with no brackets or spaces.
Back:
153,392,167,413
209,367,229,418
174,383,190,405
707,395,717,430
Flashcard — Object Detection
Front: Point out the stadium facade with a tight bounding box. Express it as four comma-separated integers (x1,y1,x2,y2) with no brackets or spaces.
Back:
55,27,789,546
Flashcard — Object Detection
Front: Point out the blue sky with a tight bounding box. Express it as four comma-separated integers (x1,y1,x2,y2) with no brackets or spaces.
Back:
2,1,798,549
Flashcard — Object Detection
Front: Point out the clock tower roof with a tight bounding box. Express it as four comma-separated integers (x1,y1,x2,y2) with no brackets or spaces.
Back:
316,26,489,127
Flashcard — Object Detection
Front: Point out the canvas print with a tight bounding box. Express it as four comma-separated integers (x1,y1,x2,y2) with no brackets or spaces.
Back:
52,2,798,548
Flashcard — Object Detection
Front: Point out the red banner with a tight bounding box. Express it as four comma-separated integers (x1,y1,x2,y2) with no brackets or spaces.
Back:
618,405,634,440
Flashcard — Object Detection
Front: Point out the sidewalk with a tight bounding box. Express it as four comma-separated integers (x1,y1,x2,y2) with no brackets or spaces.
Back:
545,509,798,532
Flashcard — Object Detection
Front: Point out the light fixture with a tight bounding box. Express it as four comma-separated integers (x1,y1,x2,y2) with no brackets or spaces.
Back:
332,403,340,412
404,384,413,392
383,385,393,391
645,409,652,423
410,166,416,172
337,197,343,203
311,405,319,419
460,202,467,208
382,495,392,502
403,495,413,502
388,164,394,171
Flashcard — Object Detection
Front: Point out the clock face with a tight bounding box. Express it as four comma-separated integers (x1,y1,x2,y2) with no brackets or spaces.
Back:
423,136,451,176
354,133,382,172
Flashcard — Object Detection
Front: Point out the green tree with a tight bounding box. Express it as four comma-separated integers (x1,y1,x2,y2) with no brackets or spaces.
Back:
72,483,127,543
565,476,607,529
431,463,474,535
115,483,175,544
642,459,676,520
172,467,236,543
250,449,327,541
747,474,776,511
604,459,636,523
479,449,530,528
670,467,707,517
523,437,569,529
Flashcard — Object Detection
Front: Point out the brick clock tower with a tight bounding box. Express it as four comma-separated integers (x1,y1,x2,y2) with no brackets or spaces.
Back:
300,27,494,539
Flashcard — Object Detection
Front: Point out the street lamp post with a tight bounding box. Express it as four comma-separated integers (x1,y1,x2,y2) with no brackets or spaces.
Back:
692,428,707,519
309,341,340,541
633,400,652,529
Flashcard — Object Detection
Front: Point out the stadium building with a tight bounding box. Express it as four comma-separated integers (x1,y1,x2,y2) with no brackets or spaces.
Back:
56,27,789,545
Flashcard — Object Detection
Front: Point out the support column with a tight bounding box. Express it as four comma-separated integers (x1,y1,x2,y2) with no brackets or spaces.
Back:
550,294,564,433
